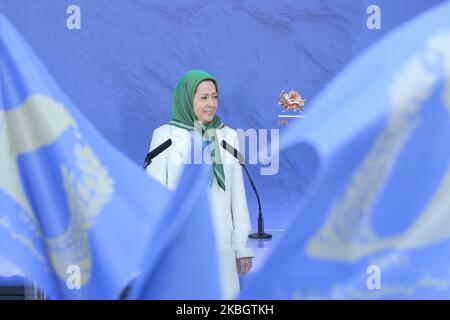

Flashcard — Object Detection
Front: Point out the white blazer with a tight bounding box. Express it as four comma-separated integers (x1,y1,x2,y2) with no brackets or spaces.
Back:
146,124,254,260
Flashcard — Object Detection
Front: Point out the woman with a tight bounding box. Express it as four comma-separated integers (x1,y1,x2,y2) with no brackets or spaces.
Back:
146,70,254,299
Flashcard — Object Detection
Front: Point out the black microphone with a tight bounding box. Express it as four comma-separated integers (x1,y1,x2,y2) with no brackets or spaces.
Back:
143,138,172,169
221,140,272,240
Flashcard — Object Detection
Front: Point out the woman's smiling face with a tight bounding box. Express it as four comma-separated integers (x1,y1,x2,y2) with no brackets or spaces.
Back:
193,80,218,124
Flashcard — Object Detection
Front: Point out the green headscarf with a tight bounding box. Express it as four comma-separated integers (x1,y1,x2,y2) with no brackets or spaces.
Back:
169,70,226,191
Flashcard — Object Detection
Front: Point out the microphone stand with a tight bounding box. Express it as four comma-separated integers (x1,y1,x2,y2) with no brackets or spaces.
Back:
221,140,271,239
143,154,151,169
143,139,172,170
241,164,272,239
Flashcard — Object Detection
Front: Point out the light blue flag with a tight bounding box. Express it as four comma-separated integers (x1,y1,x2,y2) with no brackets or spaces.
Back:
129,142,222,300
241,1,450,299
0,15,172,299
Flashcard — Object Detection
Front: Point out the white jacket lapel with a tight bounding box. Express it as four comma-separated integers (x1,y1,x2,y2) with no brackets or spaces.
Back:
170,126,190,160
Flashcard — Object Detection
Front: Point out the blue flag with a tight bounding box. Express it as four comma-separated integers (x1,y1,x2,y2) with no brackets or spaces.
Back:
0,15,172,299
241,1,450,299
129,141,222,300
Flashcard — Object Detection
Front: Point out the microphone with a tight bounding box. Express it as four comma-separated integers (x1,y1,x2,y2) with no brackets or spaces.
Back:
143,138,172,169
221,140,272,239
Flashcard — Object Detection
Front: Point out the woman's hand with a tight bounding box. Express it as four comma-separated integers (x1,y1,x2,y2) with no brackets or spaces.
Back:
236,257,253,275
